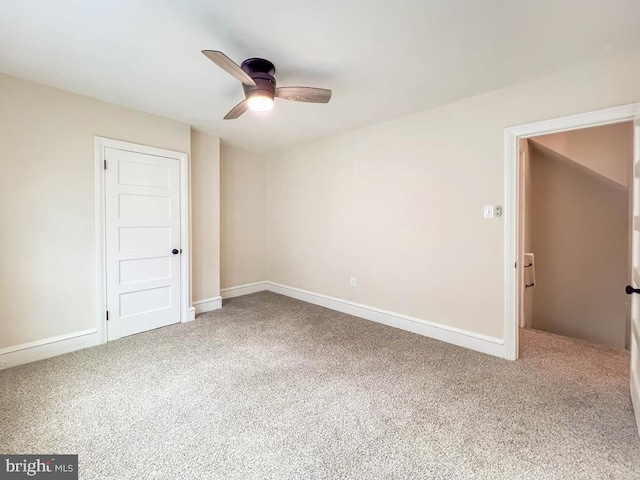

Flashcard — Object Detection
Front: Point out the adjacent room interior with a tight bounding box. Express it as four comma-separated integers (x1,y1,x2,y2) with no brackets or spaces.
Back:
519,122,633,349
2,1,640,478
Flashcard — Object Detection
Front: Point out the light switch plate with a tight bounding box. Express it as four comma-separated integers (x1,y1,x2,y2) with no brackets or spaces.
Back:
483,205,495,219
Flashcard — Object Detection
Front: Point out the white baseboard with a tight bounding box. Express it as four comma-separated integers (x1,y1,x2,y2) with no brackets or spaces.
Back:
219,280,506,358
187,306,196,321
631,372,640,435
0,282,505,370
266,282,506,359
193,296,223,314
221,281,268,299
0,329,99,370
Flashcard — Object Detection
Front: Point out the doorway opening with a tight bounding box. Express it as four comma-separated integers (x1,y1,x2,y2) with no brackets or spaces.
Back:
520,122,633,349
505,103,640,433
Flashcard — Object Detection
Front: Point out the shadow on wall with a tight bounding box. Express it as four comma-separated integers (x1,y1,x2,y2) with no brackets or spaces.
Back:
525,122,632,349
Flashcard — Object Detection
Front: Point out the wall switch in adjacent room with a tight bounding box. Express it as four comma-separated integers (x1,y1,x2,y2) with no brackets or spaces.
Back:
483,205,495,219
350,277,357,287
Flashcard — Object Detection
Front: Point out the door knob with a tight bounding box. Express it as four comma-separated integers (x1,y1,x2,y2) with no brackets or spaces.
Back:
625,285,640,295
172,249,179,255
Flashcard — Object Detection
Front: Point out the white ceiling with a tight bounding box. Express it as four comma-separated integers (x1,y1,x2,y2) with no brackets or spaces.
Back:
1,0,639,152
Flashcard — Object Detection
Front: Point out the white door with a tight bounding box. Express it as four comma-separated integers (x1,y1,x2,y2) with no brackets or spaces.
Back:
105,147,182,340
630,108,640,432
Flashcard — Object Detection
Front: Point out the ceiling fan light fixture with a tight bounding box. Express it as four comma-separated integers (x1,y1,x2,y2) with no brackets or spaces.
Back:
247,92,274,112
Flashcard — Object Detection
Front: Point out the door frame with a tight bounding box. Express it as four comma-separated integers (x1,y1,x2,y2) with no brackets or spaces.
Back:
94,137,191,344
504,103,640,360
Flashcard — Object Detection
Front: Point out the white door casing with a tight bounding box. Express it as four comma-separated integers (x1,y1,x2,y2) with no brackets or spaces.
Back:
95,137,190,343
630,106,640,432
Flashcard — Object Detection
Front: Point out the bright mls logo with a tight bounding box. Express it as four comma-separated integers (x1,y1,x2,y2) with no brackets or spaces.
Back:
0,455,77,479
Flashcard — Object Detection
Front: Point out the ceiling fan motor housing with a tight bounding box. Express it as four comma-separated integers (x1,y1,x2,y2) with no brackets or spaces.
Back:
241,58,276,100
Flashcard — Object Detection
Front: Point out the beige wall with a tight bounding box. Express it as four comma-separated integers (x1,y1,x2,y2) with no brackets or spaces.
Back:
0,73,192,349
266,49,640,340
3,46,640,355
220,143,266,288
191,129,221,301
532,122,633,187
529,143,629,347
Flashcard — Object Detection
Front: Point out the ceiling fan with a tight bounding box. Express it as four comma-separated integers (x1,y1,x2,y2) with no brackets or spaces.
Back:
202,50,332,120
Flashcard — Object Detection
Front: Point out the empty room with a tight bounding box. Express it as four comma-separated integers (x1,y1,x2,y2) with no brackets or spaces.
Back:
2,1,640,479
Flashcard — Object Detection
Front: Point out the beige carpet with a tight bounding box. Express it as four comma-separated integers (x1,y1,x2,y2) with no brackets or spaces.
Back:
1,292,638,479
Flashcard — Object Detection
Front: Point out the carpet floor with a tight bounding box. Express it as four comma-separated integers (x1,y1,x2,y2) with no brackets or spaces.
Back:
1,292,639,479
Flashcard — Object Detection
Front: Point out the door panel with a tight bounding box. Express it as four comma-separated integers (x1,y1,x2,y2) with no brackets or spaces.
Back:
119,194,171,219
105,147,181,340
119,226,171,251
120,257,172,284
120,287,173,317
119,159,172,188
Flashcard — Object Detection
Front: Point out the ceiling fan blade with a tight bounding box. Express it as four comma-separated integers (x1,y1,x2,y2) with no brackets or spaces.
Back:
202,50,256,86
224,100,249,120
275,86,332,103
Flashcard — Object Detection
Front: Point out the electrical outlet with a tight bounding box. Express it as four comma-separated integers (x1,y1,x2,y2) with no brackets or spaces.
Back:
350,277,357,287
0,361,7,368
